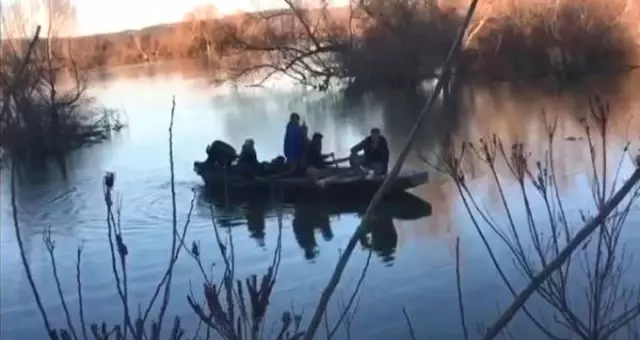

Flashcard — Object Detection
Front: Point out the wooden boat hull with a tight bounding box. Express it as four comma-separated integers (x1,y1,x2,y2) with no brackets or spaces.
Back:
195,166,429,201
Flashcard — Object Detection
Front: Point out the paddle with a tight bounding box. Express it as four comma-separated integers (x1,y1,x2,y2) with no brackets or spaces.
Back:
329,155,350,166
257,155,351,181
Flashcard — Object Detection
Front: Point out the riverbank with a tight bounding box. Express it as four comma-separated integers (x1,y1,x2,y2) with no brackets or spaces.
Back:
1,0,637,86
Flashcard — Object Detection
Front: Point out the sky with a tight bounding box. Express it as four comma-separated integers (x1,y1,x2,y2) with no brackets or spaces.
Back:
1,0,349,38
0,0,348,37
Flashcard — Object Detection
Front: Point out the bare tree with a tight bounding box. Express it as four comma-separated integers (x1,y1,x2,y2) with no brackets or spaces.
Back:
182,4,221,62
218,0,353,89
43,2,81,130
0,0,121,171
130,33,150,62
219,0,462,94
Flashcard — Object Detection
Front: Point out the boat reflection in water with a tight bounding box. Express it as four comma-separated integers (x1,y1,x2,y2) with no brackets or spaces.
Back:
197,188,432,262
358,209,397,264
245,201,268,247
291,203,334,260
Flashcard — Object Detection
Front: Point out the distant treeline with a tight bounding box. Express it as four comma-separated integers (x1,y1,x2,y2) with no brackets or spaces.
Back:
1,0,638,87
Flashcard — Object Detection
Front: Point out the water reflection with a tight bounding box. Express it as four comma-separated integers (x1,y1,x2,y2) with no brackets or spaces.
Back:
245,201,268,247
199,188,432,262
291,203,332,260
88,60,215,84
358,208,398,264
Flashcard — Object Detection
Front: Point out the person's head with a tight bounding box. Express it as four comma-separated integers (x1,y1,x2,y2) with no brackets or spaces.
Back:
243,138,254,150
370,127,381,142
311,132,323,148
289,112,300,125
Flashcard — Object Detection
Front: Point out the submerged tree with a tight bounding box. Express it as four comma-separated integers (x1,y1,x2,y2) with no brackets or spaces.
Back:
216,0,463,95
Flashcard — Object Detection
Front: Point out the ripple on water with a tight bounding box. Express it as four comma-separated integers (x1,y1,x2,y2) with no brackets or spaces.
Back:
7,175,105,233
114,180,197,228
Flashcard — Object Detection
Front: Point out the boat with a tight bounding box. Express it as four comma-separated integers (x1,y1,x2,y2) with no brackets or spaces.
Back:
194,163,429,201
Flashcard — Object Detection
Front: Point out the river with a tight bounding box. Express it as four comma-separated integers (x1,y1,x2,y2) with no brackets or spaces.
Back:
2,62,640,339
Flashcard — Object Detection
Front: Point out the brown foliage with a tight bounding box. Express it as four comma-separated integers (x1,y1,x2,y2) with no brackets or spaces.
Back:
0,25,122,168
0,16,237,70
214,3,356,88
462,0,640,80
220,0,640,91
338,0,461,92
2,0,638,89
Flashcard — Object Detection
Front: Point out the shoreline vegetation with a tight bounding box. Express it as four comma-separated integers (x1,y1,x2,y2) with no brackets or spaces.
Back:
0,0,126,169
3,0,639,88
7,1,640,339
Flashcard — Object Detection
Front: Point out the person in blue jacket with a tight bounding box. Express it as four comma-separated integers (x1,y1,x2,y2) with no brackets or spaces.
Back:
283,112,305,165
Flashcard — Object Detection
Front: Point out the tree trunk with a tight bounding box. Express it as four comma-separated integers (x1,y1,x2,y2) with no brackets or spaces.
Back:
206,42,213,62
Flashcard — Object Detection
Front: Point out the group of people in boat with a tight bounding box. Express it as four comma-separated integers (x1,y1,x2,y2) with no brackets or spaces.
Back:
196,112,390,180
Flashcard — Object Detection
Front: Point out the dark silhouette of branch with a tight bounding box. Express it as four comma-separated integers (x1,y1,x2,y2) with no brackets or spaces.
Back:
455,237,469,340
402,307,417,340
43,226,79,340
6,25,60,340
327,248,372,338
155,96,178,336
75,244,89,340
482,166,640,339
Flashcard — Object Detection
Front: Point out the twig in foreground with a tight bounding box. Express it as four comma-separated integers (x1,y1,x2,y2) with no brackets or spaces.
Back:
482,167,640,339
76,244,89,340
402,307,418,340
456,237,469,340
8,25,56,339
327,248,372,339
155,96,178,336
43,227,79,340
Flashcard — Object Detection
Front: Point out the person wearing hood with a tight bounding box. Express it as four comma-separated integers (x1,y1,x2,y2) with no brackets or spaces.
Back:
283,112,306,174
237,138,261,178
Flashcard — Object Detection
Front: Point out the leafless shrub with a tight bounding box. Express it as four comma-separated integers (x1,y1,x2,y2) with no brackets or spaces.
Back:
0,1,124,171
428,96,640,339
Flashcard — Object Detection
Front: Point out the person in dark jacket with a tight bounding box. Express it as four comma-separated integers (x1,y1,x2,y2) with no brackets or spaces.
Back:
306,132,333,170
301,123,310,145
350,127,390,176
283,113,305,165
205,140,238,168
263,155,287,177
237,139,261,178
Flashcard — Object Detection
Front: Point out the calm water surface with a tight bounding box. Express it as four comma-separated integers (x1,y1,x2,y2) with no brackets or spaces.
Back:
3,63,640,339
